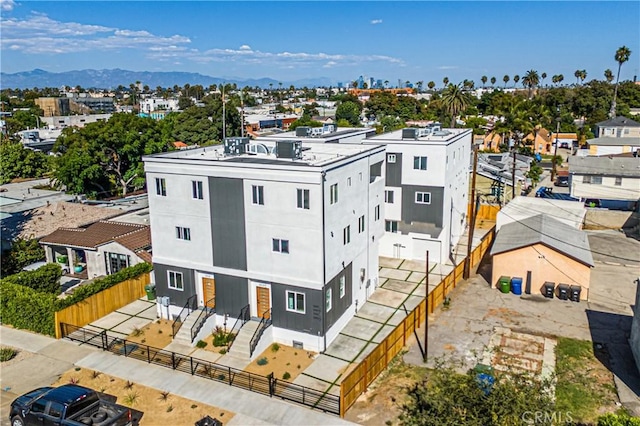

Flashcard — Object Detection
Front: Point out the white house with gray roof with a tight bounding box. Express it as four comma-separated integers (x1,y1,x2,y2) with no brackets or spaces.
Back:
143,138,385,353
568,155,640,205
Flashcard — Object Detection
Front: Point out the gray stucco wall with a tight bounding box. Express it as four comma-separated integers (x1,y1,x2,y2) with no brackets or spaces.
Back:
213,273,249,317
271,282,322,335
209,177,247,270
324,263,353,330
401,185,444,228
153,262,196,308
385,153,403,187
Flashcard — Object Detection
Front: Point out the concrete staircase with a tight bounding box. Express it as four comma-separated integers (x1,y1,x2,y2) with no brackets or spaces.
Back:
173,309,203,346
226,320,260,361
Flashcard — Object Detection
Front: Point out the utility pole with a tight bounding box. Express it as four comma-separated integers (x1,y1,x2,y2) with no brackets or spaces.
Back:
423,250,429,363
222,84,226,140
511,148,516,200
240,91,245,138
551,108,561,182
465,143,479,279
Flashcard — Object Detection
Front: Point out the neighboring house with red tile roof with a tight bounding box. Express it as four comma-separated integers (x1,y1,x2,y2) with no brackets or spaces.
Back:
39,220,151,279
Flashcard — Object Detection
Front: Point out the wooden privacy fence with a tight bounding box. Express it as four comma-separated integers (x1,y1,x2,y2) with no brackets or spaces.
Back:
339,227,496,417
467,203,501,221
54,273,150,339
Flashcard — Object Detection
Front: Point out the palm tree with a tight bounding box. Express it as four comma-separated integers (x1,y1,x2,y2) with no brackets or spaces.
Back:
481,76,488,88
384,80,389,89
427,81,435,91
442,77,449,88
579,70,587,85
557,74,564,86
574,70,581,85
522,70,540,98
503,75,510,88
541,72,547,87
513,75,520,87
440,83,471,128
416,81,423,93
604,69,614,83
610,45,632,118
490,76,497,87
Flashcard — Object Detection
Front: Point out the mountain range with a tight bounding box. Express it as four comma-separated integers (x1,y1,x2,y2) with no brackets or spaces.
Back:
0,69,336,90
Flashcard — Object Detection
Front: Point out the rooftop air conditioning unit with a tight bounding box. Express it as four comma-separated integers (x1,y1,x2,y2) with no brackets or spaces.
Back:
276,140,303,159
295,126,311,137
224,137,249,155
402,128,418,140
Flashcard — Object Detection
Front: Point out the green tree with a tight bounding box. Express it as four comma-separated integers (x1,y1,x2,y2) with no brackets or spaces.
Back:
442,77,449,88
0,141,51,184
513,74,520,87
522,69,540,98
541,72,547,87
480,75,488,88
440,84,471,127
610,45,632,117
604,69,614,83
335,101,362,126
503,74,510,88
490,76,497,87
1,238,45,277
427,81,435,91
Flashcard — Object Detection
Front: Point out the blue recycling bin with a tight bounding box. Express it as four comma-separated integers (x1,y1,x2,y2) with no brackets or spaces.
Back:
511,277,523,295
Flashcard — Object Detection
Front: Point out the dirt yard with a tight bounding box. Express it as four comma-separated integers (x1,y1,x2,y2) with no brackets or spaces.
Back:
244,343,316,381
124,319,173,348
53,368,234,425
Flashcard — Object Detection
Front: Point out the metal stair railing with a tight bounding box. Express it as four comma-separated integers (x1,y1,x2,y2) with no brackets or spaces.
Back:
225,304,250,352
249,308,272,358
190,296,216,343
171,294,197,338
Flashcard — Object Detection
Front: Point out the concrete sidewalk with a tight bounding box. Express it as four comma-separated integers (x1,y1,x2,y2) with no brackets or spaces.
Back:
0,326,353,426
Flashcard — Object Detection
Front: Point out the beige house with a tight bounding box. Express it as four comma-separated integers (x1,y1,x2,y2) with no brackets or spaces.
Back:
490,214,593,300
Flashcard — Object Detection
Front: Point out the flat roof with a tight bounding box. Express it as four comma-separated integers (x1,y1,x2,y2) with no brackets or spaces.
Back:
256,127,374,142
144,141,384,169
366,127,471,144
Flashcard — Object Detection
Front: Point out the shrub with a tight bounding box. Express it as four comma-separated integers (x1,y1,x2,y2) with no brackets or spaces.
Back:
124,392,140,407
166,405,173,412
271,343,280,352
1,238,45,276
3,263,62,294
196,340,208,349
282,372,291,380
257,357,268,366
131,326,144,337
0,347,18,362
219,348,227,355
0,280,56,336
158,391,170,401
212,327,235,347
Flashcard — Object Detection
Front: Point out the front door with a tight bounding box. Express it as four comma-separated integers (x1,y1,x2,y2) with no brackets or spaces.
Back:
256,286,271,319
202,277,216,308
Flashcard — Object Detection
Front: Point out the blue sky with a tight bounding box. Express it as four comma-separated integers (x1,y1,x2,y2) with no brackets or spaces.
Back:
1,1,639,85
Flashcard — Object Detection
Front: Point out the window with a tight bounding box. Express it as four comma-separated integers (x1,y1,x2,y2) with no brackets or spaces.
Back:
347,177,352,187
615,177,622,186
413,156,427,170
582,175,602,184
343,225,351,245
49,402,64,419
272,238,289,253
385,220,398,233
385,190,394,204
192,180,204,199
176,226,191,241
286,291,305,313
106,252,129,274
339,276,346,298
387,154,396,163
168,271,184,290
252,185,264,205
375,204,380,221
297,188,309,209
330,183,338,204
326,288,332,312
415,192,431,204
31,400,47,414
358,215,365,233
155,177,166,196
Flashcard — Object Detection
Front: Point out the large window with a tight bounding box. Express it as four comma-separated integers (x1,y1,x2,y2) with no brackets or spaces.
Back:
385,190,394,204
326,288,332,312
413,156,428,170
385,220,398,233
168,271,184,291
330,183,338,204
339,275,346,298
358,215,365,233
343,225,351,245
252,185,264,205
297,188,310,209
155,177,166,196
192,180,204,199
286,291,305,313
272,238,289,253
176,226,191,241
106,252,130,274
415,192,431,204
582,175,602,185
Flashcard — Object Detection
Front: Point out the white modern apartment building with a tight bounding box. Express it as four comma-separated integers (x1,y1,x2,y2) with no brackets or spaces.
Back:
363,126,473,263
143,138,385,352
139,97,180,115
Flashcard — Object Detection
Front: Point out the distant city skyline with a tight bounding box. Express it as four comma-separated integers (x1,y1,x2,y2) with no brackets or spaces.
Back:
1,1,639,86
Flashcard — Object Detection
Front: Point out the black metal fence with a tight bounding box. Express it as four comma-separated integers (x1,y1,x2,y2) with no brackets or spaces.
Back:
60,323,340,416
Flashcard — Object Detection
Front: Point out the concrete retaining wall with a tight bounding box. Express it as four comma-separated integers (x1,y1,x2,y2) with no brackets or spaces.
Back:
584,210,639,230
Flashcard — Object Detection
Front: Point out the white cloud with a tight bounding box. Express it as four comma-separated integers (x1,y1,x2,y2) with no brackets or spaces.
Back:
438,65,459,70
370,19,383,25
323,61,337,68
1,0,16,11
239,44,251,50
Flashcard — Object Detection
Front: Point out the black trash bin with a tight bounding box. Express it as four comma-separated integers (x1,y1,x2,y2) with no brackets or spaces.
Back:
557,283,570,300
543,282,555,298
569,285,581,302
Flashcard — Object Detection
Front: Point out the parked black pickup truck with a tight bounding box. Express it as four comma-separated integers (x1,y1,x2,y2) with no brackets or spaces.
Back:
9,384,143,426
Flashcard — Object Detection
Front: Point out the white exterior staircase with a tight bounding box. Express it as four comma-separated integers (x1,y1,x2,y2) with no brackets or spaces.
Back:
173,308,204,346
226,320,261,361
